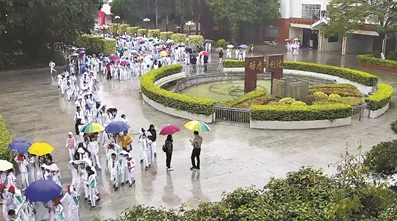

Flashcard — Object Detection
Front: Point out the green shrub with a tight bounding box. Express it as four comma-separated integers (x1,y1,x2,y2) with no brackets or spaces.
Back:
126,27,139,36
109,24,118,35
118,24,129,35
170,33,187,44
390,120,397,133
309,84,362,97
223,60,379,86
159,32,173,40
76,34,116,55
328,93,342,101
386,51,397,61
365,84,394,110
220,90,266,107
279,97,296,105
315,97,364,106
291,101,307,106
216,39,228,47
358,54,397,69
148,29,160,38
140,64,216,116
313,91,328,101
364,140,397,179
250,104,352,121
0,115,13,163
137,29,148,37
187,35,205,46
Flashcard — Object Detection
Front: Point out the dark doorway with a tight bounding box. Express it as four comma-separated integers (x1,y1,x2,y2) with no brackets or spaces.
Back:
303,29,318,49
311,30,318,49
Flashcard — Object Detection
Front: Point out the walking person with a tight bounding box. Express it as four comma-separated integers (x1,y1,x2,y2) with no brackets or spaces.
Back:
163,135,173,171
190,131,203,171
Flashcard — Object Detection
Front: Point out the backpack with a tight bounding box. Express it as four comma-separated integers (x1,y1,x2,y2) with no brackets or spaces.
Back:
162,144,167,152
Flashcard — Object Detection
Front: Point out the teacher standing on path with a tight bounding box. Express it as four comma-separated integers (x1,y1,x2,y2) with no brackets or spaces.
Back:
190,131,203,171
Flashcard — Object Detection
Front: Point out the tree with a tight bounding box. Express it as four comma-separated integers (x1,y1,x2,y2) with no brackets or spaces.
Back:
326,0,397,53
0,0,101,67
111,0,146,26
364,140,397,179
207,0,257,42
207,0,280,42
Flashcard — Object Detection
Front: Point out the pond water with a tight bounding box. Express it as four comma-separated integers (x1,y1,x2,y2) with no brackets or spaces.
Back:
182,80,271,102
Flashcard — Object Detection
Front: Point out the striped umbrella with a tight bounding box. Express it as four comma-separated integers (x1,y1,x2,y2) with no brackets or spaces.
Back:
184,120,211,133
79,122,104,133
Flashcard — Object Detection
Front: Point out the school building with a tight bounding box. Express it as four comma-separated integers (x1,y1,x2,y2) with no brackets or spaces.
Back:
276,0,378,54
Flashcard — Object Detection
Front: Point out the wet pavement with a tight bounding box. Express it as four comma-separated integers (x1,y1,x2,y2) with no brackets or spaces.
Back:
0,47,396,219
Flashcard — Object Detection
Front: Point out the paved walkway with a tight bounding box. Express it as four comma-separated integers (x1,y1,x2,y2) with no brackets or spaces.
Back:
0,48,396,219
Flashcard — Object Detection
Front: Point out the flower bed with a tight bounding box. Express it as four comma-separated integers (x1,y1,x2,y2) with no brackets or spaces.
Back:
140,64,217,116
219,90,266,107
0,115,13,162
223,60,378,86
357,54,397,70
365,84,394,111
309,84,362,97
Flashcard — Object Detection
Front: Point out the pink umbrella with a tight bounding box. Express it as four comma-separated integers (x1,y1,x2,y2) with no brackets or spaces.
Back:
160,124,180,135
216,47,223,51
120,60,127,66
139,40,145,44
109,54,120,61
156,47,164,51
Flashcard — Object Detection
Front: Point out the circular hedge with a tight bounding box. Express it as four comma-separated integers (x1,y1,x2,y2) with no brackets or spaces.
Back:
140,61,393,121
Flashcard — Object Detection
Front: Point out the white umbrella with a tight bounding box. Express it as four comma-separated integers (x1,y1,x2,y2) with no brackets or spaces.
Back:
47,164,59,171
0,160,13,171
227,45,234,48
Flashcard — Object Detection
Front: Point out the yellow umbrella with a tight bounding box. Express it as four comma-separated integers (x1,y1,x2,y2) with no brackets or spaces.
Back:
0,160,13,171
184,120,211,133
29,142,54,156
159,51,169,57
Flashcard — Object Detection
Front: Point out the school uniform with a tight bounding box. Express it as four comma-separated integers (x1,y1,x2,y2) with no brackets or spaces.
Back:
61,190,80,221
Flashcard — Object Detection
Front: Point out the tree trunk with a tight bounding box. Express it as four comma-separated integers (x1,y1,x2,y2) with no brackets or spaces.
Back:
155,0,159,29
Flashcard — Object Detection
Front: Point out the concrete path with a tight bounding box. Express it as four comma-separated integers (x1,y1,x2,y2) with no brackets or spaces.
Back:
0,48,396,219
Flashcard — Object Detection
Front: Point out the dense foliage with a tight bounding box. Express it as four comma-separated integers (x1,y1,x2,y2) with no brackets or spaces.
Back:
0,0,102,70
364,140,397,179
0,115,13,162
365,84,394,110
76,34,116,56
94,153,397,221
110,0,280,41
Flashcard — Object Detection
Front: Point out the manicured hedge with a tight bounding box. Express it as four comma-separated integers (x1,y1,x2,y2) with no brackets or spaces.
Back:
250,104,353,121
76,34,116,56
220,90,266,107
223,60,379,86
358,54,397,69
170,33,187,44
159,32,173,40
147,29,160,38
187,35,205,46
365,83,394,110
137,29,148,37
0,115,13,162
140,64,217,116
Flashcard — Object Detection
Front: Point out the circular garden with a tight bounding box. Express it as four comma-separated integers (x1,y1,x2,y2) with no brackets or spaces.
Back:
140,60,393,127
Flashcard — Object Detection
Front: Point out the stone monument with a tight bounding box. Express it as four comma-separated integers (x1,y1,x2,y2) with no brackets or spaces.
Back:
244,56,264,93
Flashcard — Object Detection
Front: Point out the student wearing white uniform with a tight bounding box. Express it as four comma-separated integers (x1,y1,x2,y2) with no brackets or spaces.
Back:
88,137,102,170
14,155,29,190
49,61,56,74
125,153,136,186
109,153,121,191
68,162,81,194
60,186,80,221
1,184,15,221
6,171,16,189
86,169,99,208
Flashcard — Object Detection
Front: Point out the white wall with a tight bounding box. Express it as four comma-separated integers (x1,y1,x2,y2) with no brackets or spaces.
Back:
320,35,342,51
279,0,323,18
289,27,302,39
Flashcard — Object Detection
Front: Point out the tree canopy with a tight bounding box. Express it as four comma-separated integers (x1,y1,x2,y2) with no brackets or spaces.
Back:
326,0,397,36
0,0,102,69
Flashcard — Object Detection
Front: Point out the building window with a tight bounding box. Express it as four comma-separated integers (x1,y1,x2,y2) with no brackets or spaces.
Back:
302,4,321,20
328,35,339,42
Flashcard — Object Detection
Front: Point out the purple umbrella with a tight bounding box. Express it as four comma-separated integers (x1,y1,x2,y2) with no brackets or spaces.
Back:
109,54,120,61
8,140,31,154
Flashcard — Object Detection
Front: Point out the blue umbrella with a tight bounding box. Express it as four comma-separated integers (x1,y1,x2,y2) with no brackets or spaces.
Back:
239,44,248,49
25,180,62,202
8,140,31,154
105,121,130,134
103,57,110,62
153,55,161,60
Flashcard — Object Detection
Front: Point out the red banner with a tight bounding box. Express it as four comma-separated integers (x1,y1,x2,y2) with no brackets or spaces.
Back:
244,56,264,93
266,55,284,79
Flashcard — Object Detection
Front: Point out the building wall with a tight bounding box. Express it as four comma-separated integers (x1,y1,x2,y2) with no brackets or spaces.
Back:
279,0,323,18
320,35,342,51
289,27,302,39
276,18,290,43
346,35,374,54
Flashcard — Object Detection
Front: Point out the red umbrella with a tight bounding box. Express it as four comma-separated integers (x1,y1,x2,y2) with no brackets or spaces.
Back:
199,51,209,56
109,54,120,61
160,124,180,135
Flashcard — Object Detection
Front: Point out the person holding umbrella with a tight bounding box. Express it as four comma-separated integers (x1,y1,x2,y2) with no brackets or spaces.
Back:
163,135,174,171
14,154,29,190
